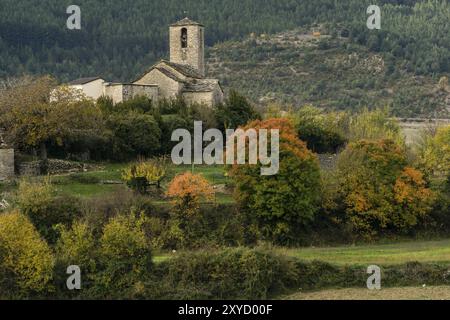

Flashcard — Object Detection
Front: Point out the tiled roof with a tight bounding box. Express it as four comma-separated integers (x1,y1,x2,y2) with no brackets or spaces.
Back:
68,77,102,85
170,17,203,27
162,60,204,79
134,60,222,93
135,60,204,83
183,79,220,92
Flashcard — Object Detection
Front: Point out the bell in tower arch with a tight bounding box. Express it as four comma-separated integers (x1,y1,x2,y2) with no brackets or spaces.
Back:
181,28,188,49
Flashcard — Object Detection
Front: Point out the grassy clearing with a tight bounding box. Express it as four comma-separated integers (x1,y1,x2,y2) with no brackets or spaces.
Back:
55,183,125,198
0,162,233,202
276,239,450,265
284,286,450,300
153,239,450,265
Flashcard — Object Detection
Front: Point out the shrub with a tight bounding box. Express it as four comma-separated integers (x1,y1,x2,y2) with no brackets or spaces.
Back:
17,180,81,243
54,221,97,298
93,212,152,299
293,105,347,153
80,189,136,235
16,179,53,216
154,248,298,299
122,157,169,194
163,204,248,250
0,211,54,298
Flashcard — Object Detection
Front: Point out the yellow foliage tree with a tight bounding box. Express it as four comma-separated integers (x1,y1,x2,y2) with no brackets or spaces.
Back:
0,211,54,297
418,125,450,183
122,157,169,193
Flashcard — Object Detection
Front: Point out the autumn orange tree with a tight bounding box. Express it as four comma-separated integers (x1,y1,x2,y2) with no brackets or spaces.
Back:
166,172,214,217
229,118,321,244
332,139,435,237
166,172,215,246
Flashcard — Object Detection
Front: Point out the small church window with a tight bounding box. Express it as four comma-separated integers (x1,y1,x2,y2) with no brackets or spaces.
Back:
181,28,188,48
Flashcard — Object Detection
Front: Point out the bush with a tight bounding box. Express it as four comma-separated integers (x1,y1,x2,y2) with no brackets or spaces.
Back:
154,248,298,299
293,105,347,153
0,211,54,298
17,180,81,243
331,139,435,237
93,212,152,298
122,157,169,194
294,260,450,291
54,211,153,299
54,221,97,298
153,203,249,250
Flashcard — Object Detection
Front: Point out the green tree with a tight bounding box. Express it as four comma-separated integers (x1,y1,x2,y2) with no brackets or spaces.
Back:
215,90,260,130
229,118,322,244
107,111,161,160
292,105,347,153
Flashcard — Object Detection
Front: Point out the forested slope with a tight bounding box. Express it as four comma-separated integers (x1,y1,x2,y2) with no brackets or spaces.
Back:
1,0,450,116
207,29,450,117
0,0,446,80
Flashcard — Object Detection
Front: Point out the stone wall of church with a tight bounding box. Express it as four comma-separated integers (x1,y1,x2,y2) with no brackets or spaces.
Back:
134,69,182,99
183,91,215,107
0,149,14,181
126,84,159,102
104,84,159,104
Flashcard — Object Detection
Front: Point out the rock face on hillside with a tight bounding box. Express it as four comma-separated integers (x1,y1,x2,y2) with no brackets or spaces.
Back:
206,29,449,118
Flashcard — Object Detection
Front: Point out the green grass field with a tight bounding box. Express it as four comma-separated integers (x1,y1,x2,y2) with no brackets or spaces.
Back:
155,239,450,266
276,239,450,265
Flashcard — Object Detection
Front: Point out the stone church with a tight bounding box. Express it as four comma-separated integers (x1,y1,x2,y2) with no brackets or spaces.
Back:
67,18,224,107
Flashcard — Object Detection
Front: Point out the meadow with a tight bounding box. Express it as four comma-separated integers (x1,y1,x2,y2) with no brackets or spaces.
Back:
1,162,233,203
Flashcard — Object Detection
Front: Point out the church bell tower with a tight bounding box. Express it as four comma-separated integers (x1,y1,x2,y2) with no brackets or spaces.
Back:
169,17,205,76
